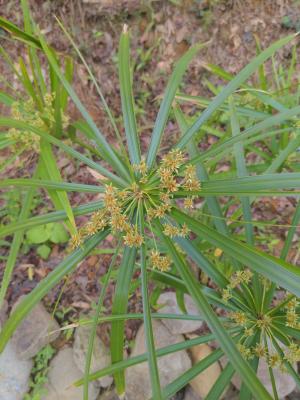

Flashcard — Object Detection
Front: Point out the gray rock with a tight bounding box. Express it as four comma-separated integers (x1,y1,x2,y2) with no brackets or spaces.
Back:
188,341,222,398
73,324,113,388
126,320,192,400
221,342,296,399
157,292,203,334
97,389,119,399
287,389,300,400
183,386,200,400
42,347,100,400
0,340,33,400
232,357,296,399
11,297,60,360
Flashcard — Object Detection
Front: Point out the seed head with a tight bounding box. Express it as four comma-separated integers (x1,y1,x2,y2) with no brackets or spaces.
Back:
150,250,172,272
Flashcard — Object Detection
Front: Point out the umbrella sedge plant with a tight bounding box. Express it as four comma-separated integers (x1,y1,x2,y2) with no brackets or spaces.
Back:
0,2,300,399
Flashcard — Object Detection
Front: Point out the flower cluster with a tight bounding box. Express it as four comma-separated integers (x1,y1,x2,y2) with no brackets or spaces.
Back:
150,250,172,272
69,183,143,250
227,290,300,368
7,94,69,153
147,150,201,220
163,223,189,238
229,311,248,326
182,165,201,191
69,149,201,271
285,297,300,328
234,338,300,368
222,269,253,302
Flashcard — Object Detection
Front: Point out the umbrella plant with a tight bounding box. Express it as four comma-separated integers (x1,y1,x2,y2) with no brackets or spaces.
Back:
0,2,300,399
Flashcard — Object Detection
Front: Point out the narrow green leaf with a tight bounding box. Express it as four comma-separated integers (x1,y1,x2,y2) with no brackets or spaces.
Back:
75,329,240,385
0,178,103,193
0,231,108,353
159,349,224,399
37,32,130,182
172,208,300,297
205,363,235,400
0,91,15,106
138,205,162,399
174,237,228,288
189,104,300,165
0,16,41,48
147,42,206,168
55,18,128,159
176,34,296,149
0,201,103,238
155,221,272,399
175,92,270,120
83,240,122,400
229,96,254,244
0,117,127,187
111,247,137,394
0,186,35,307
39,141,76,232
174,103,230,236
119,26,141,165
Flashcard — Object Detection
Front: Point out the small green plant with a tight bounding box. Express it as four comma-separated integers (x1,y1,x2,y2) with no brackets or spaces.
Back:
55,305,76,340
24,344,55,400
0,2,300,400
25,222,69,259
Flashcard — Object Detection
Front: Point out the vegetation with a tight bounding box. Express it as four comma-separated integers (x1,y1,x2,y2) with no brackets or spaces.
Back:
0,1,300,399
24,345,55,400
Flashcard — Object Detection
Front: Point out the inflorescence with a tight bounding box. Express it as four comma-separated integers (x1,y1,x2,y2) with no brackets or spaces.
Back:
223,268,300,369
7,94,69,153
70,149,201,272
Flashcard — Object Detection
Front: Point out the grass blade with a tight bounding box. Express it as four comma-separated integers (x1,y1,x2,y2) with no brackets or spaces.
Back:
138,204,162,399
0,186,35,307
0,201,103,238
0,230,108,352
119,26,141,165
176,34,296,149
172,208,300,297
146,42,206,168
229,96,254,244
110,247,137,394
75,329,240,385
37,31,130,182
205,362,235,400
0,178,103,193
189,104,300,166
155,221,272,400
0,117,127,187
83,239,122,400
159,349,224,399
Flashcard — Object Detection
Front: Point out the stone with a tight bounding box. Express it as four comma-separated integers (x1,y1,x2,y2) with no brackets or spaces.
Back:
11,297,60,360
183,386,200,400
230,357,296,399
98,389,119,399
188,341,222,398
42,347,100,400
125,320,192,400
287,390,300,400
73,324,113,388
221,342,297,399
157,292,203,335
0,340,33,400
